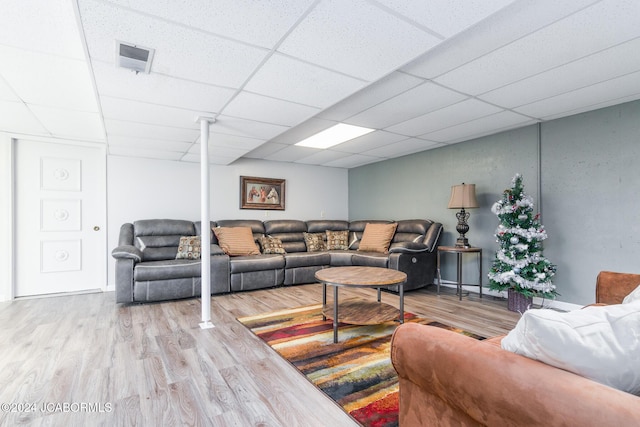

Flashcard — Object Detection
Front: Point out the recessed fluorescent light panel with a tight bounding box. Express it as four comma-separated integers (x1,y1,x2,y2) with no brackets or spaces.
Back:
295,123,375,149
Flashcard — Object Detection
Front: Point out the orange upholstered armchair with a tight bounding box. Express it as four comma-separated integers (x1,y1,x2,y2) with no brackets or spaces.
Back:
391,271,640,426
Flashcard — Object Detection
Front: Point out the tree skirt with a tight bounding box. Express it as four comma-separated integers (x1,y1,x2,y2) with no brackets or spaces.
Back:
237,304,484,427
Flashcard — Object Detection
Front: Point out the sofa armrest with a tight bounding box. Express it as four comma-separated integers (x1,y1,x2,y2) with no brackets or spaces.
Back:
421,222,443,252
111,245,142,263
391,323,640,427
389,242,428,253
596,271,640,304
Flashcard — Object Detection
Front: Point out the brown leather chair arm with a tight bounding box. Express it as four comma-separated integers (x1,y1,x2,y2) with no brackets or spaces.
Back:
596,271,640,304
390,323,640,427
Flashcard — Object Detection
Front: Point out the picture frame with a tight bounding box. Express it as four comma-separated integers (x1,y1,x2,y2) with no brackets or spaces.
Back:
240,176,286,210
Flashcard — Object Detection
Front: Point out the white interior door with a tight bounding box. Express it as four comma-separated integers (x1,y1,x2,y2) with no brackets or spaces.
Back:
15,139,106,297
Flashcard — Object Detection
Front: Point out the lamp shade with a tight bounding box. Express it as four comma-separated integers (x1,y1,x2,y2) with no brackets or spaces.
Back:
448,183,479,209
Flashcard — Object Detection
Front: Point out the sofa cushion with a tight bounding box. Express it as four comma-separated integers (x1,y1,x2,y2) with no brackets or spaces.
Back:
284,252,331,268
501,303,640,394
351,252,389,268
175,236,201,260
257,236,286,255
213,226,260,256
134,259,202,281
303,232,326,252
229,254,285,273
326,230,349,250
358,222,398,253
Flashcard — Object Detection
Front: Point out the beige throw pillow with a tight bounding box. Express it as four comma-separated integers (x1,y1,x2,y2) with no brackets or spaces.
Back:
358,222,397,253
303,232,326,252
213,227,260,256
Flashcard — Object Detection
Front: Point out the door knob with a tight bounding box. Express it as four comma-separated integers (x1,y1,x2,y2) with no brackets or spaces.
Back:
93,226,100,231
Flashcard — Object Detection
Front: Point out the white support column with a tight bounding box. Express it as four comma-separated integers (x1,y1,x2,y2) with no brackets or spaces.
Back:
198,116,215,329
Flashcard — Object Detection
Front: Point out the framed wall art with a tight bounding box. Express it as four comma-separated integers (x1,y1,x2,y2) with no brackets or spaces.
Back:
240,176,285,210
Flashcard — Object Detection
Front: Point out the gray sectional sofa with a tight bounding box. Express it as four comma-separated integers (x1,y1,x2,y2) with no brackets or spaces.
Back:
112,218,443,303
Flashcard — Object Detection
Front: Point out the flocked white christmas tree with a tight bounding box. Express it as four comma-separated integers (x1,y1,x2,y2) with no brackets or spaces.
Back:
488,174,557,299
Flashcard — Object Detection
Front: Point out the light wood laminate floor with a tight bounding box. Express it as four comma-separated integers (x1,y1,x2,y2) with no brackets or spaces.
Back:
0,284,520,426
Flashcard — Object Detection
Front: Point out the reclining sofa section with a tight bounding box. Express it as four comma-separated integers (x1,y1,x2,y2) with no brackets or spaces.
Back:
112,218,443,303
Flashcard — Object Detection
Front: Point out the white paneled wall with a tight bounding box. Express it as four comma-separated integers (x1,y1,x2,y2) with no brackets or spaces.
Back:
0,134,12,301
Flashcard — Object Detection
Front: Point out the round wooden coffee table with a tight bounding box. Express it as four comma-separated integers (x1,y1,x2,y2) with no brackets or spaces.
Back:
315,266,407,343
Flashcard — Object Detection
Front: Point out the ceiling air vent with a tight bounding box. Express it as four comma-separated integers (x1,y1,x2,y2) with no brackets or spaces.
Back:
116,41,154,74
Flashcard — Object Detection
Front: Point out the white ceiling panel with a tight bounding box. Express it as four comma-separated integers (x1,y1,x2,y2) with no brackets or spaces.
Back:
386,99,504,137
401,0,600,80
104,119,200,141
0,77,19,102
363,138,440,158
0,46,97,111
294,149,352,166
515,70,640,120
479,37,640,108
278,0,441,80
78,0,268,87
223,92,320,127
316,72,425,121
243,142,289,159
244,54,366,108
422,111,535,143
104,0,315,49
435,0,640,95
0,0,85,59
0,100,48,135
206,133,264,152
100,96,205,129
270,117,337,145
107,135,193,152
29,105,104,141
331,130,408,154
264,144,318,162
324,153,383,168
91,62,235,113
211,115,289,141
188,143,246,159
109,146,183,160
345,82,467,129
376,0,516,37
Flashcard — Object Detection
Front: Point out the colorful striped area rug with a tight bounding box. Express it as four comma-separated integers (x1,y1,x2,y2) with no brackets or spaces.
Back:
237,304,484,427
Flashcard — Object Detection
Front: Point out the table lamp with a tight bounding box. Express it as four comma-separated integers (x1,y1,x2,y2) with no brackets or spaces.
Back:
448,183,479,247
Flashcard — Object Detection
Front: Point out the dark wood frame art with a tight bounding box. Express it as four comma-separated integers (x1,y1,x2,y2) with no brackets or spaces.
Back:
240,176,286,210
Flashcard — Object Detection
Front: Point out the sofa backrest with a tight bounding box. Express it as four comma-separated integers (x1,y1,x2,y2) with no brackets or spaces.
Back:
133,219,196,261
264,220,307,253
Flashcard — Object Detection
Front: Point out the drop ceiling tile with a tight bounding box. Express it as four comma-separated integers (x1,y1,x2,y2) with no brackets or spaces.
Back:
331,130,407,154
434,0,640,95
422,111,535,143
479,37,640,108
264,145,317,162
1,0,85,59
0,45,98,112
278,0,441,80
78,0,268,87
92,62,235,113
0,76,19,102
206,133,264,151
316,72,426,121
386,99,503,136
294,149,351,165
542,93,640,122
270,118,337,145
377,0,515,37
515,70,640,120
222,92,320,127
402,0,604,79
0,100,49,135
324,154,382,168
345,82,467,129
212,115,289,141
243,142,288,159
100,96,205,129
363,138,440,158
104,0,315,49
28,105,104,141
245,54,366,108
109,146,183,161
107,135,192,152
180,152,238,165
188,143,247,159
104,119,200,141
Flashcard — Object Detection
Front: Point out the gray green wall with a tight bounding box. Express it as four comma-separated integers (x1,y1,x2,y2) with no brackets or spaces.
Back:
349,100,640,305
